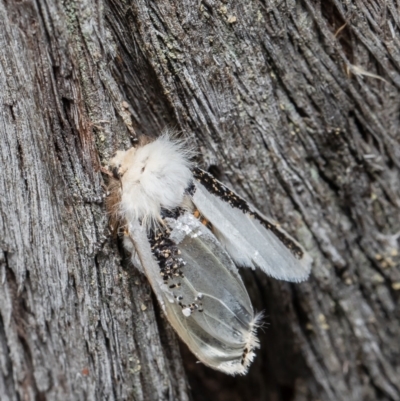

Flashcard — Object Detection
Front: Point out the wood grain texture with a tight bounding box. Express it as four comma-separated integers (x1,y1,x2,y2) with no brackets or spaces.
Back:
0,0,399,400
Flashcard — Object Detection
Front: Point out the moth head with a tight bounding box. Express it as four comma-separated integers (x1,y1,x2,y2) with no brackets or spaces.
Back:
109,148,138,179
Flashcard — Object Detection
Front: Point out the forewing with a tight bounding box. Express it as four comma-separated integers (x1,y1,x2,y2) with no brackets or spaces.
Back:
128,214,260,375
191,168,312,282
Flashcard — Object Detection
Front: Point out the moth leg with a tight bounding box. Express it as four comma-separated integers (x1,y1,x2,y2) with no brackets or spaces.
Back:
192,208,213,231
100,165,113,177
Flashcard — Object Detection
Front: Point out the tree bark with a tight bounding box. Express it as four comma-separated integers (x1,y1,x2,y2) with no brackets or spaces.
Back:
0,0,399,400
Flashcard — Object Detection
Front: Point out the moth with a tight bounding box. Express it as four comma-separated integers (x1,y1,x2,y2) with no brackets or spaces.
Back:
107,134,312,375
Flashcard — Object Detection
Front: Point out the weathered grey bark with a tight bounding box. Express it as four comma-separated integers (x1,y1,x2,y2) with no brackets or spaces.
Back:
0,0,399,400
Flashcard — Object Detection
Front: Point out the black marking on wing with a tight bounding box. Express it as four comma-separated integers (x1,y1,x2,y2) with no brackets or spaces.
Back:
148,220,185,284
192,167,304,260
148,213,203,314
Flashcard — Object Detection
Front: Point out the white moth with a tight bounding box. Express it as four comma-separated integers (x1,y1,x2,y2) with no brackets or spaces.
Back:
107,134,312,375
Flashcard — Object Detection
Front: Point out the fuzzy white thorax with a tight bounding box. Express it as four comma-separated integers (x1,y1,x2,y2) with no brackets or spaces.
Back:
110,135,193,226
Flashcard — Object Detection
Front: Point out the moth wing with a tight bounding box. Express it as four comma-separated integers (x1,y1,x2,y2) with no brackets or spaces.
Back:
128,215,260,375
191,171,312,282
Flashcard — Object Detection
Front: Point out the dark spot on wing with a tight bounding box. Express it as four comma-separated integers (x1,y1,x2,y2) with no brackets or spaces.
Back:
148,223,186,286
148,209,205,316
